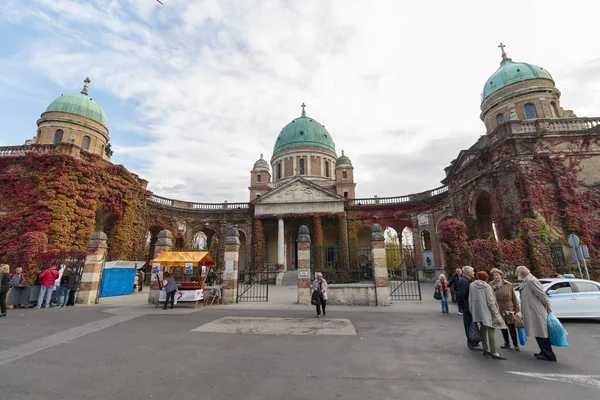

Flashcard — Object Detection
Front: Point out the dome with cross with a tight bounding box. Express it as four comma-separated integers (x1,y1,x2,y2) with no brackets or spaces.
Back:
273,103,336,155
481,43,553,103
44,77,107,127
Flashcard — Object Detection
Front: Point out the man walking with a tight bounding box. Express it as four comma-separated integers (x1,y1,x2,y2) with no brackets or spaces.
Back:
36,266,60,309
448,268,462,304
55,266,75,307
516,266,556,362
457,266,480,349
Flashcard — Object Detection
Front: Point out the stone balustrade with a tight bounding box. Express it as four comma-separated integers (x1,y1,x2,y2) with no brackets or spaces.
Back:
348,185,448,207
0,145,31,157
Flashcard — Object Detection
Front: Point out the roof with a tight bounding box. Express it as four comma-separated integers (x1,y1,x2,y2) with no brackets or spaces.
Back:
273,105,335,154
150,251,216,267
45,92,107,127
481,58,553,102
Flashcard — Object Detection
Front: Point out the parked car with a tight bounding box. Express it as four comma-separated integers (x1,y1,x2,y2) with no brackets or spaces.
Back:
514,276,600,319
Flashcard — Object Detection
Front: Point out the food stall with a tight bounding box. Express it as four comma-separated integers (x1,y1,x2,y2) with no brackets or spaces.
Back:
150,251,216,308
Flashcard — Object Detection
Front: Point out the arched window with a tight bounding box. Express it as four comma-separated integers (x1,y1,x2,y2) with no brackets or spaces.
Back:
551,101,560,118
524,103,537,119
342,171,348,180
496,113,505,124
101,144,105,156
325,161,330,178
257,174,262,183
420,230,432,251
277,162,282,180
299,159,305,175
82,136,91,150
54,130,63,144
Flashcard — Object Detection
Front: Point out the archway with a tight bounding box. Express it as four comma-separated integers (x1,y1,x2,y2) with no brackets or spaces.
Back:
474,192,494,239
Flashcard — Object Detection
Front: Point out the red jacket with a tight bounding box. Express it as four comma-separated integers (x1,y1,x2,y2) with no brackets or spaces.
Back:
39,269,59,286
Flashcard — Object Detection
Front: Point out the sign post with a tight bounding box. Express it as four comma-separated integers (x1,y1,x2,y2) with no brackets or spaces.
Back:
567,234,589,279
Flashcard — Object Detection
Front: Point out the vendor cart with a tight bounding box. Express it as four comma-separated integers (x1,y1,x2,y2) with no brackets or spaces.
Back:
150,251,216,309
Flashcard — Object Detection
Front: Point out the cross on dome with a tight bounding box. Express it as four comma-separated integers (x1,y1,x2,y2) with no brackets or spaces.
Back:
301,102,306,117
498,42,509,61
81,77,91,95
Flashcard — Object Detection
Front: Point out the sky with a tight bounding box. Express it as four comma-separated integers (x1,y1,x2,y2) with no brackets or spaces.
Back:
1,0,599,203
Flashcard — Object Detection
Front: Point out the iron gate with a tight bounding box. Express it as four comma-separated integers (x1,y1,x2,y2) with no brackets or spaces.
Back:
236,266,276,302
386,244,421,301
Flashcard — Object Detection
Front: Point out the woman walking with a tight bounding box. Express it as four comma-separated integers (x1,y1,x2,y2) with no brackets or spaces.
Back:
490,268,520,351
435,274,451,313
0,264,10,317
312,272,328,318
469,271,507,360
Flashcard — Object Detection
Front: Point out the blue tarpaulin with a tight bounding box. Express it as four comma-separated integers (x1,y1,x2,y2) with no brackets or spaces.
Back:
99,261,144,297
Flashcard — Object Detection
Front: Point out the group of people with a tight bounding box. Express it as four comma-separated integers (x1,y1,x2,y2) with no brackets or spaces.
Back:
0,264,81,317
436,265,557,362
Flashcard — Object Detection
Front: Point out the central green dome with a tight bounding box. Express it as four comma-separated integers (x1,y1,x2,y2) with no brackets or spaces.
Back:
45,90,107,127
482,58,553,102
274,105,335,153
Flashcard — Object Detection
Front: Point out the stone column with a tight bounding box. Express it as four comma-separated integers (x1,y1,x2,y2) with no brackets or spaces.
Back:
296,225,312,305
370,224,390,306
277,218,285,268
148,229,173,304
222,228,240,304
338,213,349,267
313,215,323,271
77,231,108,305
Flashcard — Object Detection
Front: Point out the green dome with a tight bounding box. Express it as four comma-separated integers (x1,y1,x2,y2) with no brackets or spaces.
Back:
45,92,107,127
481,59,553,102
274,106,335,153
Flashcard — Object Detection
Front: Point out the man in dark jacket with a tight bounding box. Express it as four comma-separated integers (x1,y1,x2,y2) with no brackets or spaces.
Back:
55,267,75,308
456,266,480,349
448,268,462,304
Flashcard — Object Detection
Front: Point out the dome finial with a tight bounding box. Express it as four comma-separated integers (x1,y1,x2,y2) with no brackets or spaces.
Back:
342,150,345,156
260,153,263,159
301,102,306,117
498,42,510,62
81,77,91,95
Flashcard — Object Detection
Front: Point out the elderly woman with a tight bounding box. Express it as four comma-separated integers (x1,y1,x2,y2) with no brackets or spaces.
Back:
434,274,451,314
312,272,328,318
490,268,520,351
469,271,507,360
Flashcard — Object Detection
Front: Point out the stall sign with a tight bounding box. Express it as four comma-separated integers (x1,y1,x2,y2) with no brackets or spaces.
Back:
178,289,203,301
151,263,160,274
184,262,193,275
201,265,207,277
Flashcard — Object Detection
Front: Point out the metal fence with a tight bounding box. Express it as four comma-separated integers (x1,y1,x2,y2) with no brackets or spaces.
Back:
386,244,421,301
310,244,374,284
237,270,274,302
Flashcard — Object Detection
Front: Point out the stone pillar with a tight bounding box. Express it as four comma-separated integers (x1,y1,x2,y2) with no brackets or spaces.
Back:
222,228,240,304
277,218,285,268
370,224,390,306
77,231,108,305
338,213,349,267
313,215,323,271
296,225,312,305
148,229,173,304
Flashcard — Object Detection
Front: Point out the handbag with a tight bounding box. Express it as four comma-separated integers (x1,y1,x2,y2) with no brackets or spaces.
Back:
517,327,528,346
433,287,442,300
468,322,481,344
311,291,320,306
515,314,525,329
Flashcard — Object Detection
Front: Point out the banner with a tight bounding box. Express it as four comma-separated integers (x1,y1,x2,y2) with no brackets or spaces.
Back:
151,263,160,274
184,262,193,275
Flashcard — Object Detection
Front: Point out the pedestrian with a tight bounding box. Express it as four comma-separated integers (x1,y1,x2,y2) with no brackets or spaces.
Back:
456,266,480,349
162,272,178,310
54,266,75,308
434,274,451,314
138,269,145,292
490,267,520,351
0,264,11,317
133,274,139,292
312,272,328,318
8,266,24,309
36,266,60,309
515,266,556,362
448,268,462,304
469,271,507,360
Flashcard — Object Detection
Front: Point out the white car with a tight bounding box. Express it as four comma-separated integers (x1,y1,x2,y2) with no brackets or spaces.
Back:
515,277,600,319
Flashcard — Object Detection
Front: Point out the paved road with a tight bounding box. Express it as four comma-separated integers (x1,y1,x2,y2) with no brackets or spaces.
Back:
0,298,598,399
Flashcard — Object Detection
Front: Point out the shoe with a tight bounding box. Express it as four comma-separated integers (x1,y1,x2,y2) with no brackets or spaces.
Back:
468,345,483,351
492,354,507,360
317,315,321,318
162,307,167,310
536,355,557,362
61,305,66,308
514,346,520,352
458,312,463,316
0,313,6,318
323,312,326,316
533,352,542,357
501,343,511,349
482,351,491,356
34,306,41,309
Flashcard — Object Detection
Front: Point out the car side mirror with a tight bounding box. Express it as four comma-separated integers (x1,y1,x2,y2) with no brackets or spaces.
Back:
547,289,557,295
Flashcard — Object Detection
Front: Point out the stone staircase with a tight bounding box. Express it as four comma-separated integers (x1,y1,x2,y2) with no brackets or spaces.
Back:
280,270,298,286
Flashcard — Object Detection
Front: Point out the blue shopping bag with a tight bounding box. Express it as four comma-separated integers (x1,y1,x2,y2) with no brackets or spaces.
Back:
547,312,569,347
517,327,527,346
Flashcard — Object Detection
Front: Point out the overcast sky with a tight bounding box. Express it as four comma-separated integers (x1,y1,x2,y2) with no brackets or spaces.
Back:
1,0,598,203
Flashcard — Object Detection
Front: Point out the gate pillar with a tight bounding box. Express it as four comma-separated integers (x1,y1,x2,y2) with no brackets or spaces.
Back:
77,231,108,305
148,229,173,304
370,224,390,306
222,228,240,304
296,225,311,305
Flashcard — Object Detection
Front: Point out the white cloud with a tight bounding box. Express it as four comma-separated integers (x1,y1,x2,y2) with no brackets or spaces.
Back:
1,0,599,202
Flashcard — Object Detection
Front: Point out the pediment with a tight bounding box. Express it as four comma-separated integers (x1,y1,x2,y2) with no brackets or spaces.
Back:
255,177,343,205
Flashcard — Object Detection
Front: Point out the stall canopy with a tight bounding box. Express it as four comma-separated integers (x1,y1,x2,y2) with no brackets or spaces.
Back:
150,251,216,267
